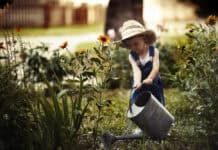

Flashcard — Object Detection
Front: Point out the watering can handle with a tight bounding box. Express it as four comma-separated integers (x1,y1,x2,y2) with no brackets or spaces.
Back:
129,83,158,113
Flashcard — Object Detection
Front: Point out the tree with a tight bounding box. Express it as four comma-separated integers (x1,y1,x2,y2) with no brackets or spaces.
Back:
178,0,218,17
0,0,13,9
104,0,143,40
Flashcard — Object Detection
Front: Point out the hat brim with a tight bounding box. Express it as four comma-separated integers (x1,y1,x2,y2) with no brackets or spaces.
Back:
121,30,149,41
119,31,148,48
120,30,156,48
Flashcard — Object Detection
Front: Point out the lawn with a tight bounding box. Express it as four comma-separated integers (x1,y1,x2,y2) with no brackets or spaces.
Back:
75,41,98,50
77,88,209,149
0,23,104,36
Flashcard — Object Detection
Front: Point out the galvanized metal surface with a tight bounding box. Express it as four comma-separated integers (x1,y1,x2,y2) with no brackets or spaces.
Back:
128,91,175,140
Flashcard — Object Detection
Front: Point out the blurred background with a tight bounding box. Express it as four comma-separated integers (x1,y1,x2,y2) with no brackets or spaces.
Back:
0,0,217,49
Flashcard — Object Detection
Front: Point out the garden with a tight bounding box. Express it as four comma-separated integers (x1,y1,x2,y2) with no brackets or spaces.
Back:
0,14,218,150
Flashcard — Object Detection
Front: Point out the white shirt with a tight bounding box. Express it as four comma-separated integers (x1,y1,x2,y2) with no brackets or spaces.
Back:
139,50,152,66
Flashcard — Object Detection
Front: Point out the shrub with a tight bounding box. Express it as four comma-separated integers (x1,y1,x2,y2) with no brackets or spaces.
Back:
156,42,178,88
28,36,117,149
0,65,39,150
174,15,218,135
0,32,119,149
108,47,132,89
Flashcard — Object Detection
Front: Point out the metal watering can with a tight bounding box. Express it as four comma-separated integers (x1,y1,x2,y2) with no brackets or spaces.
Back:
102,91,175,149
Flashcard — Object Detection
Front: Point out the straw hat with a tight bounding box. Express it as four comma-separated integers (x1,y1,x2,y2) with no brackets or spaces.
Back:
119,20,156,44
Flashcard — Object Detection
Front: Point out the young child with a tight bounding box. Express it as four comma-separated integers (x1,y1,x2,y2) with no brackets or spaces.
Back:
119,20,165,134
119,20,165,107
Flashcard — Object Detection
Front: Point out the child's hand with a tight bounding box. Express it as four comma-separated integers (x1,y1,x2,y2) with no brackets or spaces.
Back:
143,78,153,85
134,82,142,89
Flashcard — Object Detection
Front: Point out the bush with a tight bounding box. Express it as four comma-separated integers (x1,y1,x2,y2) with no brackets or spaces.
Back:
0,32,120,149
32,41,115,149
108,47,132,89
0,65,39,150
174,15,218,135
156,42,178,88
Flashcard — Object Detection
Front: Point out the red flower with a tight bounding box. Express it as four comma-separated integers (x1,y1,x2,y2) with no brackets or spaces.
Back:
59,41,68,49
15,27,21,33
205,15,217,26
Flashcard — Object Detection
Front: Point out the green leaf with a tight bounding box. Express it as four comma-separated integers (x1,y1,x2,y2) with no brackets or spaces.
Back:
57,89,70,98
90,57,101,65
62,97,70,126
82,71,96,77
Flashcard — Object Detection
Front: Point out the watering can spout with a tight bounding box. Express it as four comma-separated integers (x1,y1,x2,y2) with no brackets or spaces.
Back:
101,132,116,149
102,132,145,149
102,91,175,149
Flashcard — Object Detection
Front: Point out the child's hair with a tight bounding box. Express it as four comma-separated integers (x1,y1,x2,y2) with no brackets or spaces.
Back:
143,30,157,45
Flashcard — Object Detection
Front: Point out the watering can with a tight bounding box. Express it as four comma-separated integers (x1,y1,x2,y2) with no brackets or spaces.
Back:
127,91,175,140
102,91,175,149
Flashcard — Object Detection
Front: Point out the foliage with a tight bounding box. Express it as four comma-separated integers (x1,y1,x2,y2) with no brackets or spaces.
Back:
32,40,116,149
0,65,39,150
174,16,218,134
108,46,132,89
2,17,218,149
156,42,178,88
0,31,120,149
21,44,66,84
76,89,210,150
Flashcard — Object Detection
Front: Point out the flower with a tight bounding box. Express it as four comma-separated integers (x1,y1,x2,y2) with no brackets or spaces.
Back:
97,35,110,45
205,15,217,26
0,42,6,49
59,41,68,49
15,27,21,33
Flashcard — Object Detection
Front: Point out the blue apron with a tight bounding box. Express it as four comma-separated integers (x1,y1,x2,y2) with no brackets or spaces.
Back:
130,46,165,106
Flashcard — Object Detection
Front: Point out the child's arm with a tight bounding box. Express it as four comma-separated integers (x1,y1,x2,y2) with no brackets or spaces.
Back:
143,48,159,84
128,54,142,88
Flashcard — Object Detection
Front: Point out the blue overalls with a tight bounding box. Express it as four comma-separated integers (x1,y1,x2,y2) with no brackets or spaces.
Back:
130,46,165,106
